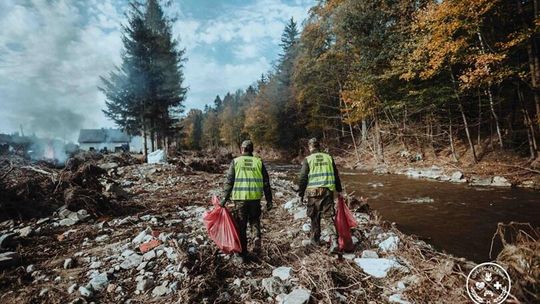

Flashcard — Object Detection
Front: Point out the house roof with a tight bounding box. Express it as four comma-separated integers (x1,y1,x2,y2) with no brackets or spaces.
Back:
78,129,130,144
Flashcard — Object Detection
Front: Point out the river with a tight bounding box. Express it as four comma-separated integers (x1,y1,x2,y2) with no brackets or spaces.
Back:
272,164,540,263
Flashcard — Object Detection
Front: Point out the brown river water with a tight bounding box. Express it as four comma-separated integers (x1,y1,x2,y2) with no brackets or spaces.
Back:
272,164,540,263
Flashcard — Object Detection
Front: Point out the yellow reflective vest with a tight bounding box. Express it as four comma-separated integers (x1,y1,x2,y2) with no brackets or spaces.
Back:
306,152,336,191
231,156,264,200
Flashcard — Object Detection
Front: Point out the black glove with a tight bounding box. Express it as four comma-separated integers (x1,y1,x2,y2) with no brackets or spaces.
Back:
266,202,273,211
220,198,227,207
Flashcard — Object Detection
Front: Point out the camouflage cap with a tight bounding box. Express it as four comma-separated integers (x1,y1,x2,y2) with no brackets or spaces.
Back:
308,137,319,147
241,140,254,150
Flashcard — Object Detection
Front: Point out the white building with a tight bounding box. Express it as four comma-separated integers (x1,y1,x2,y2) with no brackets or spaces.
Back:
78,129,131,152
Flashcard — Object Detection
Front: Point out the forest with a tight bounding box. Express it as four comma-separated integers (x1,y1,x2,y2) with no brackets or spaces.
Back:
180,0,540,165
101,0,540,164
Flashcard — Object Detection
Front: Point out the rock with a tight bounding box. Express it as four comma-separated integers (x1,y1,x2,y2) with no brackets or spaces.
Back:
378,236,399,252
282,288,311,304
26,264,35,273
373,165,389,175
361,250,379,259
136,261,148,271
59,218,79,227
272,266,292,281
470,176,492,187
89,261,102,269
99,162,119,170
491,176,511,187
77,209,90,221
18,226,33,237
64,258,74,269
354,258,403,278
293,208,307,220
89,273,109,291
120,254,143,269
0,233,16,249
0,251,20,269
169,281,179,293
121,249,135,257
343,254,356,260
58,207,72,219
132,227,151,245
301,223,311,232
301,240,312,247
78,286,92,298
39,288,49,296
136,278,154,292
36,217,50,225
68,283,77,294
95,235,109,242
450,171,464,182
388,294,411,304
143,250,156,261
106,284,117,293
152,285,169,297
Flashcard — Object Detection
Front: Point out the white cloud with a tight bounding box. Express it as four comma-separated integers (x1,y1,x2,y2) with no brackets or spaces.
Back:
0,0,123,140
0,0,315,139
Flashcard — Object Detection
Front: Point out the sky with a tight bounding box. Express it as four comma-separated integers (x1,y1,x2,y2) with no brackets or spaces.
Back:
0,0,315,141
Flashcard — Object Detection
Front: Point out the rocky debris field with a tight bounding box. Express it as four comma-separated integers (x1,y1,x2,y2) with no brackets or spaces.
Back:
0,153,537,303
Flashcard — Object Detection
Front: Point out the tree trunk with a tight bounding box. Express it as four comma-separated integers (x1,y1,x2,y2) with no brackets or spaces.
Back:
486,88,504,148
477,31,504,148
517,0,540,131
518,83,538,158
142,121,148,160
449,110,458,162
374,115,383,162
477,90,482,146
361,119,367,142
449,67,478,163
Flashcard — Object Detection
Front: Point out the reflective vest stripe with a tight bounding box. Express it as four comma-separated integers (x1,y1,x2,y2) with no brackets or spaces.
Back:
231,156,264,200
306,152,336,191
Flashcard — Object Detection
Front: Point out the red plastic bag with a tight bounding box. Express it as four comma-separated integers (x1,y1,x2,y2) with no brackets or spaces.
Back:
202,196,242,254
335,195,358,252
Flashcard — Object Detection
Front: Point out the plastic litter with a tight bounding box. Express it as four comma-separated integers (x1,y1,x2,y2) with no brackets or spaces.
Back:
147,149,167,164
335,195,358,252
202,196,242,253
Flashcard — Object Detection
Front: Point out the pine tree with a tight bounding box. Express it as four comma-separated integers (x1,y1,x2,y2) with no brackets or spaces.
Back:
101,0,187,156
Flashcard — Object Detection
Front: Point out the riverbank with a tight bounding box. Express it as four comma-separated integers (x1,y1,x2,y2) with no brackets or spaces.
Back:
0,153,536,303
333,141,540,190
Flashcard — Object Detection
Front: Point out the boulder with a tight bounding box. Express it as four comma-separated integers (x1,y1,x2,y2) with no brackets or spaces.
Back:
354,258,403,278
491,176,511,187
470,176,492,187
